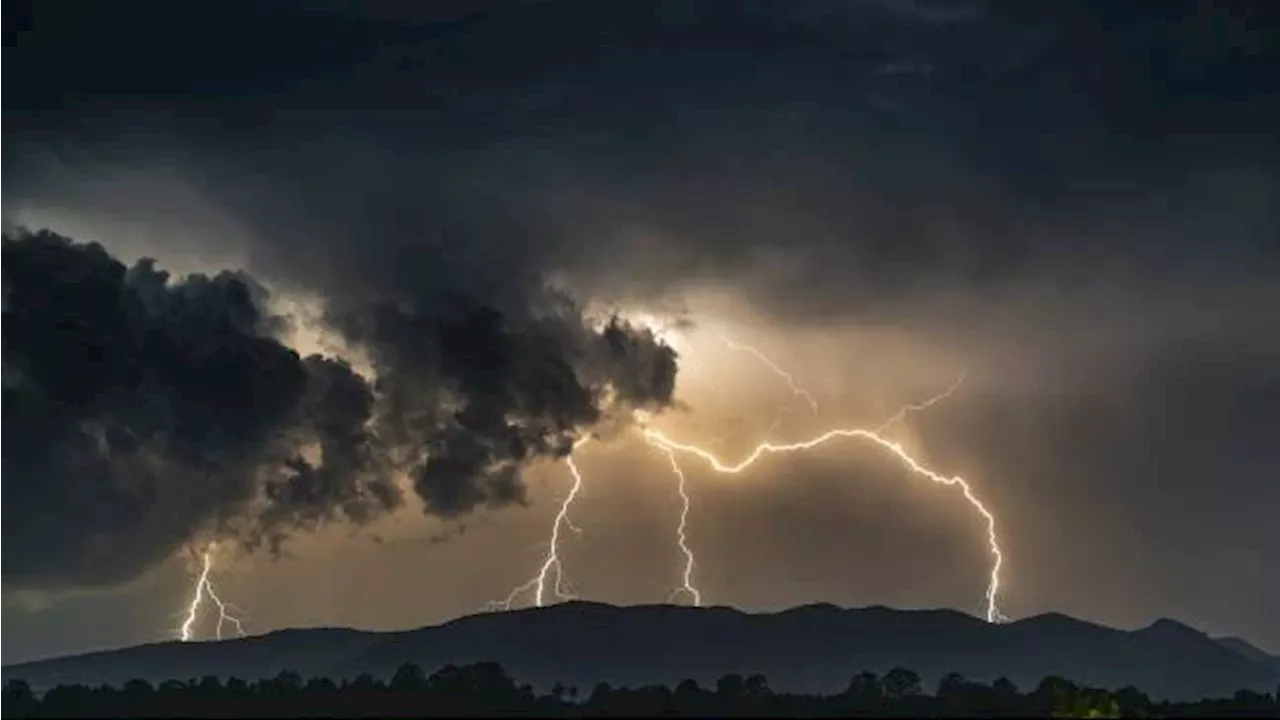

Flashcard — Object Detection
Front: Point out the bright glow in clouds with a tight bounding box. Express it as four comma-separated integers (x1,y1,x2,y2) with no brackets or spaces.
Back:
491,304,1005,623
172,300,1007,637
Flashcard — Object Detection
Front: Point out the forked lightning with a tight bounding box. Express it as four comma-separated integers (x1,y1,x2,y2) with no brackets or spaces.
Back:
487,443,590,610
873,371,968,433
720,334,820,417
649,361,973,613
489,321,998,622
177,545,246,642
169,320,1004,628
643,425,1006,623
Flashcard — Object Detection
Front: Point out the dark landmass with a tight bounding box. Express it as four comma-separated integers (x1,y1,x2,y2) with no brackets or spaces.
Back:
1218,636,1280,670
5,602,1278,703
5,660,1279,719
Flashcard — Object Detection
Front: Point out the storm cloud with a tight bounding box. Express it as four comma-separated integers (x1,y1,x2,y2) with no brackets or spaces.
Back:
4,0,1280,659
1,230,677,591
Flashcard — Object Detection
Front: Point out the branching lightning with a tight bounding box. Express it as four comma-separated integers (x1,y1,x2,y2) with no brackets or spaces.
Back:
177,545,247,642
160,305,998,630
479,313,999,622
874,370,968,433
487,445,589,611
720,333,820,417
646,341,975,615
643,424,1006,623
654,334,822,608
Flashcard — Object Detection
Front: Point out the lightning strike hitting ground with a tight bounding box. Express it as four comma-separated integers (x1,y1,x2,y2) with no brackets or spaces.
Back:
642,426,1007,623
177,546,246,642
487,448,589,611
720,334,819,417
659,446,702,606
644,372,971,612
486,316,983,617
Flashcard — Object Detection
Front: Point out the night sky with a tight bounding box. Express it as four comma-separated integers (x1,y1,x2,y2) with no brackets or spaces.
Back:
4,0,1278,664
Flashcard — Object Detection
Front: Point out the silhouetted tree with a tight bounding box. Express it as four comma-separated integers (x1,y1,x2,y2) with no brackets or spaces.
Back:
6,662,1279,719
883,667,922,700
716,672,745,698
936,671,971,715
1033,675,1079,716
745,673,770,697
1116,684,1151,718
992,676,1017,696
673,678,703,713
273,669,303,694
984,676,1021,717
389,663,422,690
4,680,37,718
304,676,337,694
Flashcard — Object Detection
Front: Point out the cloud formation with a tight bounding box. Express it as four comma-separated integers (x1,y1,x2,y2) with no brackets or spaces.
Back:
1,230,677,591
4,0,1279,657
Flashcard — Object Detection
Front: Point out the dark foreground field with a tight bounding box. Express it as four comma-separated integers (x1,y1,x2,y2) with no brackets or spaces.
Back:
5,659,1279,718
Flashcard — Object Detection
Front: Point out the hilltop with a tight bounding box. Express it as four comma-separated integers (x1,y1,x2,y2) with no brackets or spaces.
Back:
5,602,1277,701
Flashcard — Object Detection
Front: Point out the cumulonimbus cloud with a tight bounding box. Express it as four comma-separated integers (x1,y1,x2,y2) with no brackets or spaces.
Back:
1,229,678,592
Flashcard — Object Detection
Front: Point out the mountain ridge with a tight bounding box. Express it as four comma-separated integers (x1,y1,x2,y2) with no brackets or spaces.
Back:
1217,636,1280,669
5,602,1277,701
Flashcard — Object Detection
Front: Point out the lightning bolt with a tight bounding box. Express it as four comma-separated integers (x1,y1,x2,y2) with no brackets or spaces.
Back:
720,333,820,417
177,545,247,642
643,424,1006,623
660,446,702,606
487,445,589,611
484,314,991,620
874,370,968,433
646,370,971,615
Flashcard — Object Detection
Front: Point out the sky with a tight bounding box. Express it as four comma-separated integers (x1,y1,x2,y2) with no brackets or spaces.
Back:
4,0,1279,663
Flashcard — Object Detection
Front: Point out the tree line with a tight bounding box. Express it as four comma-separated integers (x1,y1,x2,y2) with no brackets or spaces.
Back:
4,661,1278,718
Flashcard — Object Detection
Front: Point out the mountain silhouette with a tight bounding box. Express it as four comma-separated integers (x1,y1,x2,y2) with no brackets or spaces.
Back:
5,603,1276,701
1218,636,1280,669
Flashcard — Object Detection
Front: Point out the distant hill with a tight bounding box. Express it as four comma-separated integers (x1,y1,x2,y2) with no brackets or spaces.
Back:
1218,636,1280,669
5,603,1277,702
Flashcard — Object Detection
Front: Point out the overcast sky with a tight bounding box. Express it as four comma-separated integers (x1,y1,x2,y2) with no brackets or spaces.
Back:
4,0,1279,663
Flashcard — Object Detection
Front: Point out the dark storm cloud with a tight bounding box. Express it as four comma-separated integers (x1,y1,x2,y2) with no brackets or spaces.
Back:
233,0,1273,322
8,1,1276,307
258,354,399,533
330,297,675,518
4,0,1280,650
1,231,391,589
3,231,278,586
1,230,677,590
523,0,1280,319
2,0,692,584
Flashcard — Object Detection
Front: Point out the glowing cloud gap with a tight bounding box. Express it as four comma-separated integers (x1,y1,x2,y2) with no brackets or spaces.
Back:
643,427,1006,623
177,546,246,642
488,448,588,611
659,446,702,606
719,334,819,417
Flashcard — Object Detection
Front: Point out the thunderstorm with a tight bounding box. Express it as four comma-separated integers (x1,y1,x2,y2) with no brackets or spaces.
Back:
485,319,995,623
